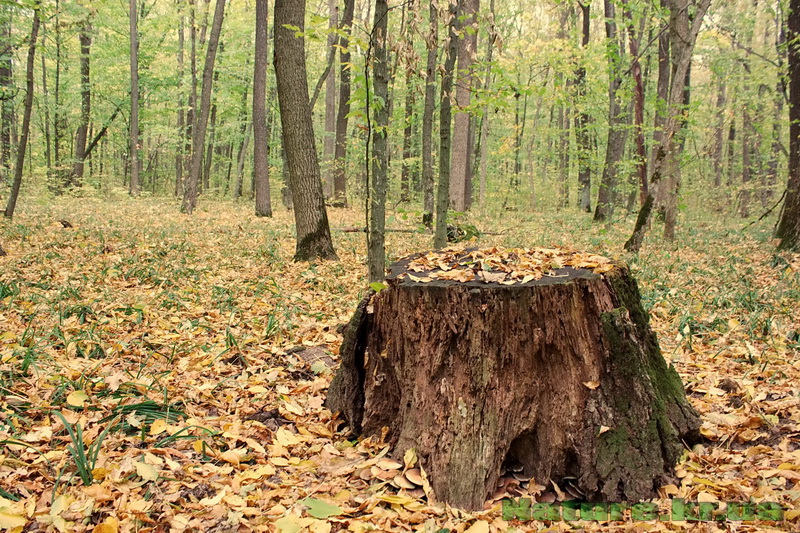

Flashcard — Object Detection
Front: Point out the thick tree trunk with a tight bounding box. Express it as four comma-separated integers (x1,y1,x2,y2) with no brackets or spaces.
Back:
776,0,800,251
434,2,460,249
420,2,438,227
4,8,39,219
274,0,337,261
328,251,700,511
253,0,272,217
70,21,92,186
449,0,478,212
129,0,141,196
182,0,225,213
575,1,592,213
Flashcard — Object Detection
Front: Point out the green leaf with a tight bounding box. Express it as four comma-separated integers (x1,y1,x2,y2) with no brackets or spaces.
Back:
301,497,343,519
369,282,387,293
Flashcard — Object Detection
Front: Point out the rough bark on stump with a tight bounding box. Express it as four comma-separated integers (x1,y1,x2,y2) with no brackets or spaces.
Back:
327,255,700,510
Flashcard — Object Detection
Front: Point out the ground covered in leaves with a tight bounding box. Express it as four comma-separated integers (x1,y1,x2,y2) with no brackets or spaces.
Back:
1,196,799,532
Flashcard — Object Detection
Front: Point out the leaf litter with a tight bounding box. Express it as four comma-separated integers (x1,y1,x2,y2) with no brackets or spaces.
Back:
0,198,798,532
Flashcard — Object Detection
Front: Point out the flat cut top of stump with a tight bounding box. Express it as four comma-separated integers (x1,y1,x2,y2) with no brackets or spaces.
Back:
387,246,615,289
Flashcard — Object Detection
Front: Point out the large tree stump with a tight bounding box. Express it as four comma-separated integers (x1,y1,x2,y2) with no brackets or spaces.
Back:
327,248,700,510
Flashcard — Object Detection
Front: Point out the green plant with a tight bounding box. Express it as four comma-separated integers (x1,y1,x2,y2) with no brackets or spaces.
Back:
51,411,119,486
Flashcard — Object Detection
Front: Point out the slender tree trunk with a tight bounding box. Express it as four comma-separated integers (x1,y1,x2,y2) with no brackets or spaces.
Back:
0,11,12,185
176,8,185,196
203,100,217,190
322,0,338,199
54,0,63,184
182,0,225,213
712,77,726,189
594,0,626,222
776,0,800,251
421,2,438,227
368,0,389,282
40,27,52,179
625,0,711,252
650,5,670,210
449,0,479,212
235,121,252,198
400,71,413,203
70,21,92,186
575,0,592,212
186,0,198,184
331,0,354,207
4,7,39,219
625,1,647,206
478,0,495,210
274,0,337,261
129,0,141,196
434,2,460,249
740,94,752,218
254,0,272,216
232,74,249,198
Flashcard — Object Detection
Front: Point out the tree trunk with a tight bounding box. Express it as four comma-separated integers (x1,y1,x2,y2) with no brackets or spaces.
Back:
712,77,726,189
54,0,63,184
575,1,592,213
70,21,92,186
400,70,413,203
129,0,141,196
367,0,389,283
776,0,800,251
203,100,217,191
434,2,460,249
331,0,354,208
182,0,225,213
625,0,711,252
321,0,338,199
235,121,252,198
478,0,495,209
625,1,647,206
594,0,626,222
449,0,479,212
40,32,52,180
176,7,185,196
4,7,39,219
420,2,438,227
253,0,272,217
0,11,12,185
328,251,700,511
274,0,337,261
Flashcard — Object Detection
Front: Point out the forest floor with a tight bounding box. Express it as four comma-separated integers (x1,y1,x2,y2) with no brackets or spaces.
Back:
1,196,799,532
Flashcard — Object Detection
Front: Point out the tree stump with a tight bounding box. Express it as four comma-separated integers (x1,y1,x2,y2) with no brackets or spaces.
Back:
327,247,700,510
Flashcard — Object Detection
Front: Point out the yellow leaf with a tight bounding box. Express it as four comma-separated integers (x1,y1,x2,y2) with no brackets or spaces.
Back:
583,381,600,390
465,520,490,533
92,516,119,533
219,450,241,465
598,425,611,436
0,510,26,529
199,488,226,506
66,390,89,408
148,419,167,436
135,461,159,482
275,428,299,447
